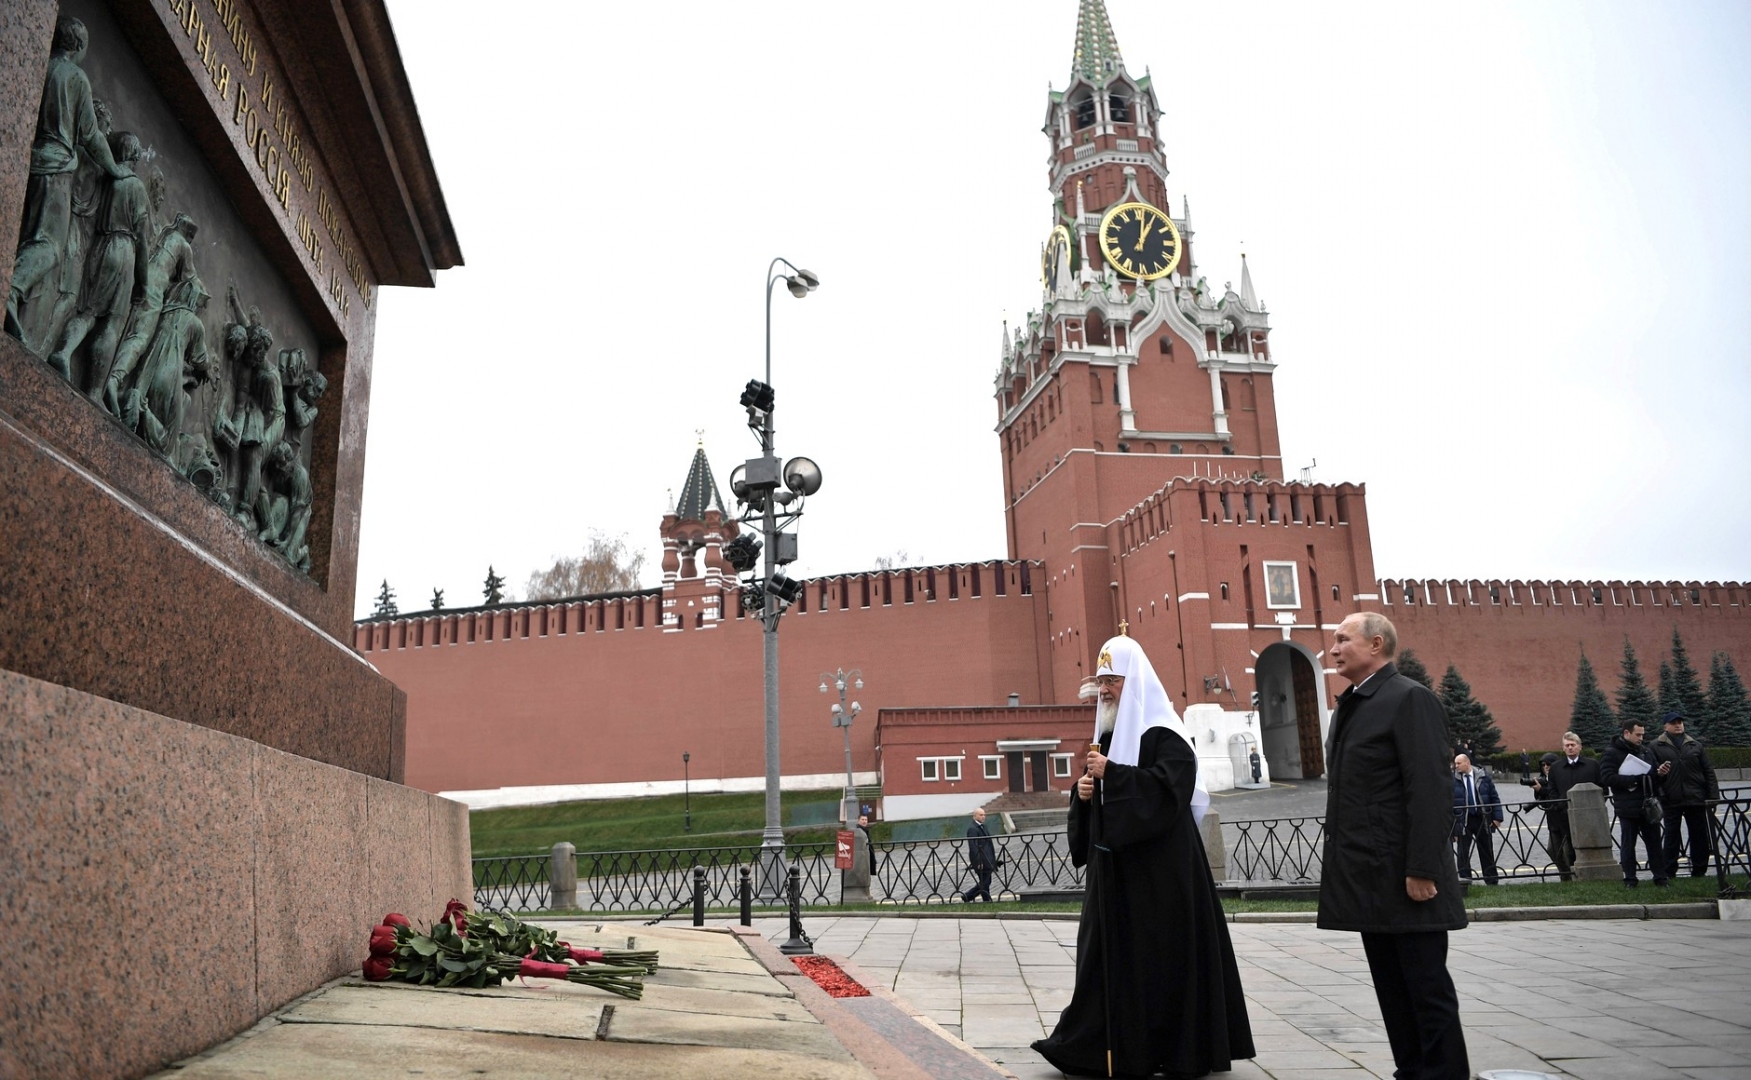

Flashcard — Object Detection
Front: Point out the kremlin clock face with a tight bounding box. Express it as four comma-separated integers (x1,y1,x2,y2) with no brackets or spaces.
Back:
1041,225,1074,290
1098,201,1182,280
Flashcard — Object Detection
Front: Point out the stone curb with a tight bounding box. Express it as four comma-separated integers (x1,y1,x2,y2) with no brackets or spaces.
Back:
733,925,1016,1079
1229,901,1719,924
831,952,1022,1080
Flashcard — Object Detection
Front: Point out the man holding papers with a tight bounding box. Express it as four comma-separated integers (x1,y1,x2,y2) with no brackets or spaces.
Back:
1598,718,1672,888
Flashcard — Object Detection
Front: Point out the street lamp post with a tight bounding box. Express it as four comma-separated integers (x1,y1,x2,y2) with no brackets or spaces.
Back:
682,752,691,832
723,257,821,900
819,669,863,824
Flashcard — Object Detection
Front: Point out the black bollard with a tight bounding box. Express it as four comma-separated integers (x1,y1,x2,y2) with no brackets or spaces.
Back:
739,866,752,927
779,865,813,955
692,865,706,927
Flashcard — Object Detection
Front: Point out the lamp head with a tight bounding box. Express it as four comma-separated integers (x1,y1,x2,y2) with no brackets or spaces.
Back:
785,276,810,298
783,456,823,497
795,268,820,289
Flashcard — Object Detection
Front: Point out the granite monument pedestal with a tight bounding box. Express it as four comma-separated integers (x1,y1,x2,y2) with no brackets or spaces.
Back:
0,2,464,1075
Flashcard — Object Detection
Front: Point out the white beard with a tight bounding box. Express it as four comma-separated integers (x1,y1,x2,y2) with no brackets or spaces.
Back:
1096,698,1118,736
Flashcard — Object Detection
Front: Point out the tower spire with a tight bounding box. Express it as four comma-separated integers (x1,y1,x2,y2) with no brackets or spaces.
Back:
1070,0,1125,82
1240,253,1259,311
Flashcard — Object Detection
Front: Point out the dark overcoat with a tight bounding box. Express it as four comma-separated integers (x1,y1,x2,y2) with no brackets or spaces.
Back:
1317,663,1467,934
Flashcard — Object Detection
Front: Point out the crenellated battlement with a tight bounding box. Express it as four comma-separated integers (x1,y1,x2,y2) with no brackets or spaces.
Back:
353,560,1040,654
1379,578,1749,612
1112,477,1367,553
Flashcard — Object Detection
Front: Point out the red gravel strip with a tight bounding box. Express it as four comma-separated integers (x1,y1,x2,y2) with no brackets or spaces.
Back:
792,955,871,998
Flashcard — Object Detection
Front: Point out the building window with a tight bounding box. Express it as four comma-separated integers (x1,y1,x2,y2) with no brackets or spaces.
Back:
982,757,1002,781
921,757,964,782
1052,754,1073,778
1169,442,1182,454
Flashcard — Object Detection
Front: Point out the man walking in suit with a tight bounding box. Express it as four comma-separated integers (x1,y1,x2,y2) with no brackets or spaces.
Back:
962,807,997,903
1451,754,1502,885
1319,612,1470,1080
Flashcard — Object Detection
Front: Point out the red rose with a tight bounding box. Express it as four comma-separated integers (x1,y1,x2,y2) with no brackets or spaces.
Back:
442,899,468,934
382,913,411,929
368,926,398,956
362,955,393,981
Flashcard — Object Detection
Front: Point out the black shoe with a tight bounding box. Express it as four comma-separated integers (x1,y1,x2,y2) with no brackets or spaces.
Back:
1624,879,1639,888
1655,879,1670,888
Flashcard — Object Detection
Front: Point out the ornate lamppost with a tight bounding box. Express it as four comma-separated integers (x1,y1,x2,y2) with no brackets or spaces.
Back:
819,669,863,824
682,751,691,832
723,257,822,899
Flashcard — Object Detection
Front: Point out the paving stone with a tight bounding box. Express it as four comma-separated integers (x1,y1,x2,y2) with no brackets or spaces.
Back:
157,1022,877,1080
605,1003,852,1060
280,983,605,1040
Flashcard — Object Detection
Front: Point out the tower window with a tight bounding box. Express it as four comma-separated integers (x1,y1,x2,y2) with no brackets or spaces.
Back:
1159,336,1172,355
1073,94,1096,129
1108,93,1131,123
1169,442,1182,454
1220,583,1230,600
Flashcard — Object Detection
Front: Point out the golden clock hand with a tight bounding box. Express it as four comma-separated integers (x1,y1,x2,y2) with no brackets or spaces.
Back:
1134,212,1150,252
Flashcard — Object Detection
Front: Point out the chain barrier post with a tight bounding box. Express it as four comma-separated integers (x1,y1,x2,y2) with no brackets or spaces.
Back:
739,865,753,926
692,865,706,926
779,865,813,954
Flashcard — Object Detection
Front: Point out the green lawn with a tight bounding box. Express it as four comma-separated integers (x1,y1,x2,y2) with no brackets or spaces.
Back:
470,791,879,858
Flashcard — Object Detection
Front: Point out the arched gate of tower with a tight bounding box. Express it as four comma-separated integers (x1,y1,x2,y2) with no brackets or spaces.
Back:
1254,643,1328,780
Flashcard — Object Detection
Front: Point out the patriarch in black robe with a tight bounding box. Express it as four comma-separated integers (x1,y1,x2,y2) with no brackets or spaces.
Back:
1033,635,1253,1078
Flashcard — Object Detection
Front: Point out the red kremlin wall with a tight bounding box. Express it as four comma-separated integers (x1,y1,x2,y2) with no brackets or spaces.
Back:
357,562,1052,794
1378,578,1751,750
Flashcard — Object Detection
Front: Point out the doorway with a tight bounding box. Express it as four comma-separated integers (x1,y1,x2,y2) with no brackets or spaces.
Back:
1255,643,1329,780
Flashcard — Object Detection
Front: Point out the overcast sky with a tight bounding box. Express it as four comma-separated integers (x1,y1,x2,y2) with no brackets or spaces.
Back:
355,0,1751,617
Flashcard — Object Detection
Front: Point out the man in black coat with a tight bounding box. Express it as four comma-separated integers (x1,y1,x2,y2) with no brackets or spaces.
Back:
1033,634,1252,1078
1532,732,1600,880
1652,710,1719,879
1598,718,1669,887
1319,613,1469,1080
1451,754,1503,885
961,807,996,902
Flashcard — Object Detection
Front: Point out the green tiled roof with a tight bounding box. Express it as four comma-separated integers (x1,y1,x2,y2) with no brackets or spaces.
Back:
1071,0,1125,82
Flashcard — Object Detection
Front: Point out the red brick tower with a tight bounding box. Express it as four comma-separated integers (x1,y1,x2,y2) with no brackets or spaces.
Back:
1001,2,1323,731
659,443,738,631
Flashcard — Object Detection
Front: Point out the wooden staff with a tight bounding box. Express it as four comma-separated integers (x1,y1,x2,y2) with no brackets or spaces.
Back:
1090,740,1113,1078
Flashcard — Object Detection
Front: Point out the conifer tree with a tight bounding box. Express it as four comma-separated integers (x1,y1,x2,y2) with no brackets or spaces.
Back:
431,588,445,611
1658,660,1676,720
1396,649,1434,691
483,566,506,606
1569,650,1615,751
1708,652,1751,747
1666,628,1709,736
1439,664,1503,759
1614,639,1659,729
372,580,398,619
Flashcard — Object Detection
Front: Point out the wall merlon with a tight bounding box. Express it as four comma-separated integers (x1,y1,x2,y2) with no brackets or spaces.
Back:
1377,577,1751,617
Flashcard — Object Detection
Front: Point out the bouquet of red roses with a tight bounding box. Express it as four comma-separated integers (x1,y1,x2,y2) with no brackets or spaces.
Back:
362,900,655,998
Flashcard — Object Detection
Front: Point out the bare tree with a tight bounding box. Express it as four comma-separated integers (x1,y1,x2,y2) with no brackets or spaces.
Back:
872,550,912,571
525,532,647,601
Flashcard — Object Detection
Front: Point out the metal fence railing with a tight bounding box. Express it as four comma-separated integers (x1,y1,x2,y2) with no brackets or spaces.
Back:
472,796,1751,913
